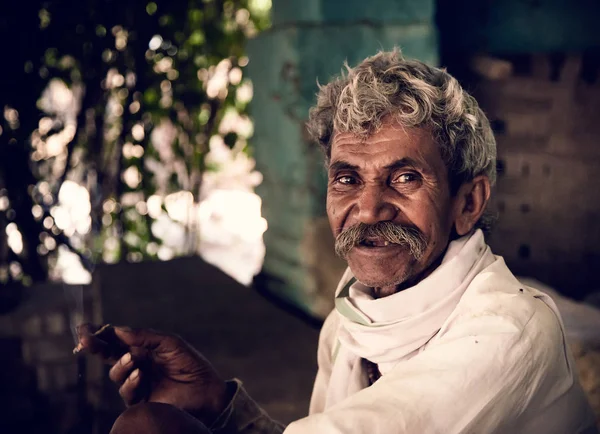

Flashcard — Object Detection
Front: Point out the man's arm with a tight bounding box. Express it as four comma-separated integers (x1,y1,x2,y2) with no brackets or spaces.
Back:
209,380,285,434
210,310,340,433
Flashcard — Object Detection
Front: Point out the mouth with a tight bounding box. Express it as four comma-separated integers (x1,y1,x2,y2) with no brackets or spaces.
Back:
358,238,396,248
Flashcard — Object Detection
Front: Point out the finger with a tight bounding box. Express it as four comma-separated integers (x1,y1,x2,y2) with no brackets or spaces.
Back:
109,352,134,384
79,334,113,358
109,346,149,382
76,323,116,358
114,327,173,350
119,368,142,407
75,323,100,353
91,326,130,359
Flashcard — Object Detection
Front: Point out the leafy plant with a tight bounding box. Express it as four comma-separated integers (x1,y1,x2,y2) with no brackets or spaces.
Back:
0,0,271,302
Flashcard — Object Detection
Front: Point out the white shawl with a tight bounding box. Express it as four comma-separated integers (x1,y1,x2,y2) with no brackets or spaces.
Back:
326,229,495,407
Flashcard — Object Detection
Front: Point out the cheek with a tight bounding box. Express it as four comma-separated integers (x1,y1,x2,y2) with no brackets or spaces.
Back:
422,203,454,253
327,192,354,235
326,195,340,233
404,197,451,241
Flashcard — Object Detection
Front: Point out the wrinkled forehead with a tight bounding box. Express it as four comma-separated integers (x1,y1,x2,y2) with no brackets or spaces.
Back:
329,122,443,170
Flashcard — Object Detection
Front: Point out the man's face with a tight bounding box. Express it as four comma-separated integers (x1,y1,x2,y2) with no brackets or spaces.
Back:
327,119,456,290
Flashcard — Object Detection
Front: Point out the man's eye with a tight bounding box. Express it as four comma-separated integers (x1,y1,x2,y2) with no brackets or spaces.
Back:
336,176,356,185
394,173,419,184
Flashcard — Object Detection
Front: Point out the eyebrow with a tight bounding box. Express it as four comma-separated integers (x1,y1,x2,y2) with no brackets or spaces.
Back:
328,160,359,174
384,158,426,172
328,158,427,174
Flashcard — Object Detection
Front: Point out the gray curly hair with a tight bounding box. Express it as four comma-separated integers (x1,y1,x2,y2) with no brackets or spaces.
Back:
307,49,497,194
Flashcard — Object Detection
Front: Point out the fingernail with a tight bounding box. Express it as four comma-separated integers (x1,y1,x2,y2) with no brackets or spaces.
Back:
121,352,132,366
130,369,140,381
116,326,132,332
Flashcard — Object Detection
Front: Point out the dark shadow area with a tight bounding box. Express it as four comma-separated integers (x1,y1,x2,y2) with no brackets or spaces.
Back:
92,257,319,432
0,258,320,434
436,0,600,303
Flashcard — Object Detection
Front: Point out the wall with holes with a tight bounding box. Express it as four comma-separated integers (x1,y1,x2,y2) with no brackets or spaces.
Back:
472,53,600,300
437,0,600,300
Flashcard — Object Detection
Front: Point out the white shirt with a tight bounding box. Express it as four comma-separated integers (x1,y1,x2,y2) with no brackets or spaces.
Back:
217,233,597,434
284,235,597,433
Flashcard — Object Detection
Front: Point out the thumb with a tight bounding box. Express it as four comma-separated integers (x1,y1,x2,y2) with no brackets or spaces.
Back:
114,327,168,349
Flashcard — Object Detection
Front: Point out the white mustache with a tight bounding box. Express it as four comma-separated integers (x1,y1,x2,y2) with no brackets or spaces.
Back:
334,222,427,259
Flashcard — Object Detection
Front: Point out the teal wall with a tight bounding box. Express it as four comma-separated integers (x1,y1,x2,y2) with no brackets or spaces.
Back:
437,0,600,54
247,0,438,316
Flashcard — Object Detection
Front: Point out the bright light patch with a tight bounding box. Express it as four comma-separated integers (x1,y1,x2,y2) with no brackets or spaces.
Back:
236,81,253,104
102,198,117,214
51,181,92,235
129,101,141,114
146,195,163,219
149,35,163,50
6,223,24,255
123,166,142,188
132,124,145,141
154,57,173,74
165,191,194,224
44,236,57,251
157,245,174,261
228,67,243,85
249,0,272,13
39,79,77,117
38,117,53,135
235,9,250,26
206,59,231,99
194,135,267,285
218,109,253,138
56,246,92,284
32,204,43,219
135,201,148,215
0,196,9,211
151,214,186,254
43,216,54,229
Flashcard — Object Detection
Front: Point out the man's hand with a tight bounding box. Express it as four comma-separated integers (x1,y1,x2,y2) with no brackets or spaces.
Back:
76,324,229,426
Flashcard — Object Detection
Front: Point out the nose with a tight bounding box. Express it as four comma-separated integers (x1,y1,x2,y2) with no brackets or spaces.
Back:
355,184,398,224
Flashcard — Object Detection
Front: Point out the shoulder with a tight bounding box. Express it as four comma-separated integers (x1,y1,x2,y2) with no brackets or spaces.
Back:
442,257,566,358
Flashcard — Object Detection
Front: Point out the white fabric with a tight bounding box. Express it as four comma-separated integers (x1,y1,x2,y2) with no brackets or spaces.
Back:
284,230,597,434
328,230,494,407
518,276,600,344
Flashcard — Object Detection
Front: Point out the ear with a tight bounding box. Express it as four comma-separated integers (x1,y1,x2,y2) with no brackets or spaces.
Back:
452,175,491,236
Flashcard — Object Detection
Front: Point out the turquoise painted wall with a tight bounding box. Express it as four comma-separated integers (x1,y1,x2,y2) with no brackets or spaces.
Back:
247,0,438,316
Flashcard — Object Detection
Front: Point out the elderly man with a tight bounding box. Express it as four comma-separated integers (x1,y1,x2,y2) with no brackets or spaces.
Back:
80,50,597,433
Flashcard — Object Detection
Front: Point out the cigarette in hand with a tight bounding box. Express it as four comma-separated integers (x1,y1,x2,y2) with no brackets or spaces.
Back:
73,324,112,354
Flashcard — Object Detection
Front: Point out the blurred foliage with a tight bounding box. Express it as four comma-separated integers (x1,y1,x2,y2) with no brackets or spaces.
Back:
0,0,271,296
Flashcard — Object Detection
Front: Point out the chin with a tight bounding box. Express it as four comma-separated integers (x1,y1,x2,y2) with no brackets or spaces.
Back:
348,258,412,289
